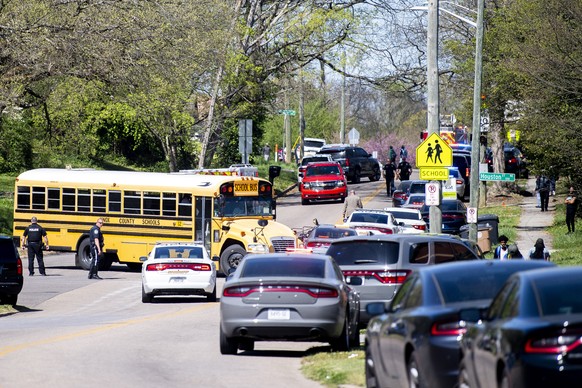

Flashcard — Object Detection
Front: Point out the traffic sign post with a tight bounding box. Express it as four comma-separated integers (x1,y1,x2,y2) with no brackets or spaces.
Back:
467,207,478,223
415,132,453,168
479,172,515,182
425,182,440,206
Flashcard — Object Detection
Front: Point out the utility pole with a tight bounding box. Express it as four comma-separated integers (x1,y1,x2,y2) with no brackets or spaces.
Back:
340,50,346,144
468,0,485,242
427,0,442,233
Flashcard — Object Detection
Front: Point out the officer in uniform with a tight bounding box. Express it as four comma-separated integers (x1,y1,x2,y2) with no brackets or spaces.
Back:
88,218,105,280
21,216,49,276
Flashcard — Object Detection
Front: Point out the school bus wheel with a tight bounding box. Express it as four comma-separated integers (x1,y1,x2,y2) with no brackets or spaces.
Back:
219,245,246,276
76,239,92,271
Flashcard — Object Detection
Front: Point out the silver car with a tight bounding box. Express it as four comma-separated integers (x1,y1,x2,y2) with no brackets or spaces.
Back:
219,253,360,354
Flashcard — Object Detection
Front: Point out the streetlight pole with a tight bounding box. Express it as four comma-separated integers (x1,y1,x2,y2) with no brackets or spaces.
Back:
468,0,485,242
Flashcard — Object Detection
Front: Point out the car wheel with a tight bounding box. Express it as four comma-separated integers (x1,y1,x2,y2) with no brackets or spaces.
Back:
206,284,217,302
365,344,378,388
126,263,142,272
330,314,350,351
408,352,427,388
301,197,309,205
340,197,345,203
219,245,246,276
219,326,239,355
370,166,381,181
77,238,92,270
141,285,153,303
2,294,17,306
458,357,472,388
352,168,361,184
499,367,510,388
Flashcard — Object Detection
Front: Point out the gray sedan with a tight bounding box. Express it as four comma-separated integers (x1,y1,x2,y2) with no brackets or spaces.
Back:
219,253,360,354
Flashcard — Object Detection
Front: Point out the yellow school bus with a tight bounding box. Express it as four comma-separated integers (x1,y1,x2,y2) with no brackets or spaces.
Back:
13,168,297,275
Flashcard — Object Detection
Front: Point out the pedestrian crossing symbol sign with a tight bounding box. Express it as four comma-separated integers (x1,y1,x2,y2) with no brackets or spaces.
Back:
415,132,453,168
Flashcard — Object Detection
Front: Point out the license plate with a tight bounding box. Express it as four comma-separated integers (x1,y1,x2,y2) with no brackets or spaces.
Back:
268,309,290,320
170,277,186,283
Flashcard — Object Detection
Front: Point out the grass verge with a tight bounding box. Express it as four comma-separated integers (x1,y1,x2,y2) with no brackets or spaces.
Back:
301,347,365,387
548,202,582,265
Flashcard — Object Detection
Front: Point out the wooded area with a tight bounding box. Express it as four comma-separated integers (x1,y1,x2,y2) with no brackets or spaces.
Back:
0,0,580,189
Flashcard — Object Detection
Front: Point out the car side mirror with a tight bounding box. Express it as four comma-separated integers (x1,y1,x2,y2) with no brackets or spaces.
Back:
139,256,148,262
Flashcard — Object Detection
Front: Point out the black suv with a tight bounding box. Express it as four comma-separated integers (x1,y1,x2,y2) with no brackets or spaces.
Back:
316,144,381,183
0,236,23,306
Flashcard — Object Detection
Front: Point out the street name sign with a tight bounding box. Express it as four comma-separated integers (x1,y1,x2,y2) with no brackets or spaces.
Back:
419,167,449,180
278,109,296,116
415,132,453,168
479,172,515,182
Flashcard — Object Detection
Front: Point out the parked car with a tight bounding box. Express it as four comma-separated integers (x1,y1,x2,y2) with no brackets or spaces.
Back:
420,199,468,235
300,224,358,254
453,152,471,196
402,193,426,210
297,154,333,183
392,180,414,206
140,241,217,303
326,234,481,326
0,236,23,306
219,253,361,354
300,161,347,205
343,209,403,235
484,144,529,178
459,266,582,388
447,166,466,200
316,144,381,183
408,180,427,196
301,137,326,156
383,207,427,234
365,260,555,388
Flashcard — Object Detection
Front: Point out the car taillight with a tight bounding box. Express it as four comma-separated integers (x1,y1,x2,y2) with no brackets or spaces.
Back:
358,226,393,234
305,241,330,249
223,285,338,298
431,320,467,336
342,270,411,284
466,167,470,177
525,333,582,354
456,179,464,185
146,263,211,271
17,257,23,275
412,224,426,231
443,214,464,219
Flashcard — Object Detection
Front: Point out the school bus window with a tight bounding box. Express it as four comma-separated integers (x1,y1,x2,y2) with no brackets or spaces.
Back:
32,186,46,210
143,191,161,215
78,188,91,212
109,190,121,212
162,192,176,216
93,189,106,213
17,186,30,209
48,188,60,210
124,190,141,215
63,188,75,211
178,194,192,217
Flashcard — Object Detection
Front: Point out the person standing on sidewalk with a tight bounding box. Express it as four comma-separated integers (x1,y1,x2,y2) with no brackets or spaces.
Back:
565,186,578,234
493,235,510,260
536,174,551,212
21,216,49,276
88,218,105,280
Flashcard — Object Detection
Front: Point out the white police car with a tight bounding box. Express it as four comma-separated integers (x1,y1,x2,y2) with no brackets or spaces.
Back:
140,241,217,303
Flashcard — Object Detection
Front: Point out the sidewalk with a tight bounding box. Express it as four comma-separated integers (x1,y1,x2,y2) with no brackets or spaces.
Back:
513,177,555,255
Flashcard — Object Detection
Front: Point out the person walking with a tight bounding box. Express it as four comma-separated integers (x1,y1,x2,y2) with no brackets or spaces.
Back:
263,143,271,162
388,146,397,163
342,190,363,221
383,159,397,196
528,238,551,261
493,235,510,260
21,216,49,276
399,145,408,163
536,174,551,212
88,218,105,280
397,157,412,182
565,186,578,234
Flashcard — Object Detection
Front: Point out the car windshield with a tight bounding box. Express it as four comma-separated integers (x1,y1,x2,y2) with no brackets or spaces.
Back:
240,257,325,278
535,277,582,316
306,165,340,176
317,149,344,158
350,213,388,224
389,211,419,220
154,246,203,259
301,156,330,166
327,241,400,265
215,196,273,217
436,267,521,303
305,140,325,148
422,201,463,212
313,227,357,239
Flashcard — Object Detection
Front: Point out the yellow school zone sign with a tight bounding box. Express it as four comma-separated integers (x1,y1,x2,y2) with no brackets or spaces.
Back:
415,132,453,168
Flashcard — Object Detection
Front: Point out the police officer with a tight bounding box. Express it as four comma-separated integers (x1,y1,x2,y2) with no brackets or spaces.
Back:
21,216,49,276
88,218,105,280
